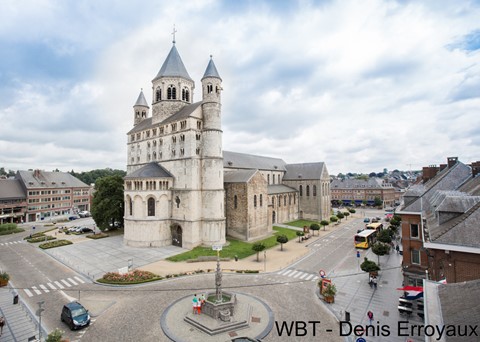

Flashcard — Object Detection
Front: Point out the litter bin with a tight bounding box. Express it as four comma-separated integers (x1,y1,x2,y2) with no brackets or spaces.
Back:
13,294,19,304
345,311,350,322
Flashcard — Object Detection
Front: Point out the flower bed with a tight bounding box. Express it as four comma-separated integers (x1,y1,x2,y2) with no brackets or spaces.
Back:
39,240,73,249
86,233,109,239
27,236,57,243
97,270,162,285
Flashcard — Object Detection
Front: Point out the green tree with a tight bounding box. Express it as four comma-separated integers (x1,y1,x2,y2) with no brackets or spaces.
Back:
336,212,344,222
348,208,356,214
91,175,124,231
360,257,380,275
377,229,392,244
252,242,266,261
276,234,289,251
320,220,329,231
310,223,320,236
372,242,391,265
330,216,338,224
374,197,383,207
70,168,127,186
296,231,304,242
343,211,350,220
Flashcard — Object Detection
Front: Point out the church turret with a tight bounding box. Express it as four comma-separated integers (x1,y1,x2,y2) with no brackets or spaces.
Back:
133,89,149,126
151,37,195,125
201,56,222,133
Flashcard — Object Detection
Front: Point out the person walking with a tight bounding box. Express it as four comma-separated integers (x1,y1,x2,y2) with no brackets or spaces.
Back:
369,275,373,288
367,310,374,325
372,276,378,289
396,244,400,253
192,294,198,314
0,315,5,336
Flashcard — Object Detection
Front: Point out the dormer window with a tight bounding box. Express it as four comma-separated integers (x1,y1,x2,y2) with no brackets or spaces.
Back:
167,85,176,100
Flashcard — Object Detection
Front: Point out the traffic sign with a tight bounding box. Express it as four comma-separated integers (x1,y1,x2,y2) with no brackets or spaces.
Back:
319,270,326,278
357,251,360,258
212,244,223,251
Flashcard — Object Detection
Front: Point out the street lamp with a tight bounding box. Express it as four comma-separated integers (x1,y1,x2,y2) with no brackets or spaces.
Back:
36,301,45,341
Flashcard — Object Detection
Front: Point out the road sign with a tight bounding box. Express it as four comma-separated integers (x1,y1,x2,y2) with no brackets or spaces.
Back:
212,244,223,251
319,270,326,278
357,251,360,258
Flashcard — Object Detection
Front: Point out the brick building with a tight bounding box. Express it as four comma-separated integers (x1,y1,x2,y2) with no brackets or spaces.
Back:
330,178,396,207
0,179,27,224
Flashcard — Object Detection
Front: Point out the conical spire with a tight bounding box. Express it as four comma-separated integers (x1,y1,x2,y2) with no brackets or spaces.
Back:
134,89,149,108
153,44,193,82
202,55,222,81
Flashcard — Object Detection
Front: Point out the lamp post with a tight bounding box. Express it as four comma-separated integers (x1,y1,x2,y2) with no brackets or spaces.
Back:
36,301,45,341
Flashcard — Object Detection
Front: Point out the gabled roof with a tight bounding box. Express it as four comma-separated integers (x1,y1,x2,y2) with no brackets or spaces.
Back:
153,44,193,82
127,102,202,135
17,170,89,188
202,57,221,81
134,90,149,108
223,151,286,171
125,162,173,179
268,184,298,195
0,179,26,200
457,175,480,196
284,162,328,180
224,169,258,183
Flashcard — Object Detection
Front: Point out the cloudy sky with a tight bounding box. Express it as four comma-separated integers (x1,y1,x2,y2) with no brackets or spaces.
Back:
1,0,479,175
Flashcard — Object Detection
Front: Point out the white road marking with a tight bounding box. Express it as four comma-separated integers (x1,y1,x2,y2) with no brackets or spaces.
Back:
61,279,72,287
32,286,42,295
67,277,78,285
47,283,56,290
283,269,293,276
24,289,33,297
74,276,85,284
305,274,314,280
54,281,65,289
39,284,49,293
299,273,308,279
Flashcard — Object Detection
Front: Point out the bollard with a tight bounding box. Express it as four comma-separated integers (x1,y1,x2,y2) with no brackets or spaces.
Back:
13,294,19,304
345,311,350,322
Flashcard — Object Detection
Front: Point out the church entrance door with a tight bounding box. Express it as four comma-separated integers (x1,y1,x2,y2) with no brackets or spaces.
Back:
171,225,182,247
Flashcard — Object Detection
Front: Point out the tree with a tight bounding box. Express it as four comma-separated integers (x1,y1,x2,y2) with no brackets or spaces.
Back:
374,197,383,207
369,172,376,178
310,223,320,236
252,242,265,261
372,242,391,265
70,168,127,186
276,235,288,251
348,208,356,214
330,216,338,224
343,211,350,220
91,175,124,231
336,212,344,222
360,257,380,275
377,229,392,244
320,220,329,231
296,231,304,242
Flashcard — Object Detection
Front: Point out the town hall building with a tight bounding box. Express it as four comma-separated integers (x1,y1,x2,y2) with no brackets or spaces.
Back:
124,39,331,249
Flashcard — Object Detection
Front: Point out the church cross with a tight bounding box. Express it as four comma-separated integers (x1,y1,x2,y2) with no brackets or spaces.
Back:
172,25,177,44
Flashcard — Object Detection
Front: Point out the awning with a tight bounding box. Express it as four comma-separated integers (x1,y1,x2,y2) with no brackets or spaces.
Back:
396,286,423,299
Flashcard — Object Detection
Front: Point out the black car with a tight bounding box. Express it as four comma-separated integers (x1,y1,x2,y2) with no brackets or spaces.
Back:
78,227,93,234
61,301,90,330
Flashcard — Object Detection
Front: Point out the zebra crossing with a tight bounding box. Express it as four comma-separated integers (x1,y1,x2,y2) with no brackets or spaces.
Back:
0,240,25,246
23,276,86,297
277,268,320,282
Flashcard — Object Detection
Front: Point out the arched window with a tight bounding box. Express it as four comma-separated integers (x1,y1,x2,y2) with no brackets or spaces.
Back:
284,195,286,206
207,84,213,94
272,197,275,207
185,89,190,102
289,194,292,205
147,198,155,216
155,87,161,102
267,174,270,184
278,195,281,207
182,89,186,101
234,195,238,209
278,175,280,183
260,194,263,206
254,195,257,208
129,198,133,216
313,185,317,196
142,111,146,118
306,185,310,196
299,185,303,196
167,85,176,99
135,111,139,118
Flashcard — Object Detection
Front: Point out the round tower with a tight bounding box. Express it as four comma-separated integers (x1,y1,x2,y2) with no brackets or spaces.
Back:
133,89,149,126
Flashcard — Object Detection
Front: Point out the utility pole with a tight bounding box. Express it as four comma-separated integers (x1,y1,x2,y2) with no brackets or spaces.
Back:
36,301,45,341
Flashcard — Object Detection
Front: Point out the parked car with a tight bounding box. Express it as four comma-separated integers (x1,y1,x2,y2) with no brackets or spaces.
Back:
78,211,90,218
61,301,90,330
78,227,93,234
363,218,370,223
68,216,79,221
68,226,79,232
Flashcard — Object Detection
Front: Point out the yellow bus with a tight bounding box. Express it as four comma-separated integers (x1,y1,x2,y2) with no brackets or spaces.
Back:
365,222,383,231
354,229,377,249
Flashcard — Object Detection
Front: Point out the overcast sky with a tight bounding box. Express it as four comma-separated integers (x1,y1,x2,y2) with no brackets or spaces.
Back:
1,0,479,175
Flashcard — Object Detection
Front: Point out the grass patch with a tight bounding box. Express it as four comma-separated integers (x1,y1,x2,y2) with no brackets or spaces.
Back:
0,223,24,235
285,220,320,228
167,226,299,262
39,240,72,249
86,233,109,239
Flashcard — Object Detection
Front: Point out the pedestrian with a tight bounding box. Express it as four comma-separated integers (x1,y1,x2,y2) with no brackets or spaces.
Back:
196,298,202,315
0,315,5,336
396,244,400,253
369,275,373,288
192,294,198,314
367,310,374,325
200,294,206,310
372,276,378,289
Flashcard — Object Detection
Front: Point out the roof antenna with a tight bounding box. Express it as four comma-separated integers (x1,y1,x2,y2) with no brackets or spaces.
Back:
172,24,177,44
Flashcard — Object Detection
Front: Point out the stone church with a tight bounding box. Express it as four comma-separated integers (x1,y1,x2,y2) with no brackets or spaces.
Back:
124,40,331,249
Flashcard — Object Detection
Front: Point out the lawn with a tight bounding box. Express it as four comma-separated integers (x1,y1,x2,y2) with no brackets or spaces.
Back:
285,219,320,228
167,226,299,262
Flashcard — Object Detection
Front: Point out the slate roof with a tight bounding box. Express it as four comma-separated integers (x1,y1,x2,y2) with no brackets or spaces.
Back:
268,184,298,195
283,162,327,180
17,170,89,188
330,177,389,189
127,102,202,135
153,44,193,82
223,151,286,171
125,163,173,179
0,179,26,200
134,90,149,107
457,175,480,195
202,57,222,81
223,169,258,183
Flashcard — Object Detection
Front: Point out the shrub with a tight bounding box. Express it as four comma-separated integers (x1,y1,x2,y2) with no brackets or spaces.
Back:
39,240,73,249
296,231,305,242
252,243,266,261
0,223,24,235
98,269,161,284
0,271,10,281
276,234,289,251
46,328,64,342
310,223,320,236
27,236,56,243
86,233,109,239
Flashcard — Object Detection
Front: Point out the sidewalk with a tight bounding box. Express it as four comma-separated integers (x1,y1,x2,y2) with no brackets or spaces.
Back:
0,284,45,342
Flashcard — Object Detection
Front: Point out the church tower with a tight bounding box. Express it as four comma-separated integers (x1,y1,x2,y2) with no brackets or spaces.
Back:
199,56,226,245
133,90,149,126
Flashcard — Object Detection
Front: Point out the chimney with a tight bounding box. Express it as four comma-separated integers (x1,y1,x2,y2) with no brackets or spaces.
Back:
422,165,439,183
447,157,458,168
33,169,41,178
471,161,480,178
439,164,447,171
